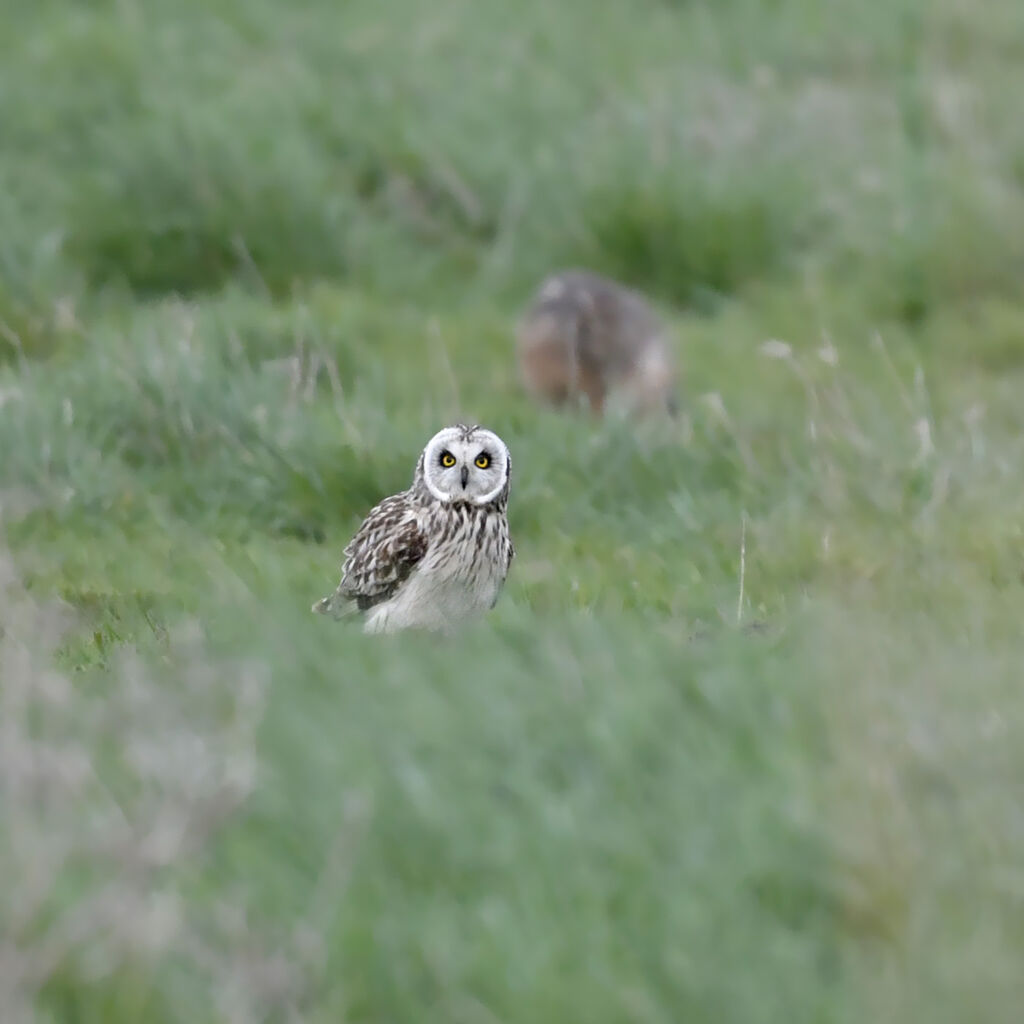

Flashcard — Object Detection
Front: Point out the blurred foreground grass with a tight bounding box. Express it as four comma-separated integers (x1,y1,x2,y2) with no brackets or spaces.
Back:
2,0,1024,1021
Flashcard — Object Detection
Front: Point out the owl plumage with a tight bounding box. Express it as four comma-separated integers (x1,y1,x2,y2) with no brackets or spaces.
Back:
312,424,514,634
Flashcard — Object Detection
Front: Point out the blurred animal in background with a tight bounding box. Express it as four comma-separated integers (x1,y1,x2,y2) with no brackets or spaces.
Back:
516,269,679,418
313,424,514,634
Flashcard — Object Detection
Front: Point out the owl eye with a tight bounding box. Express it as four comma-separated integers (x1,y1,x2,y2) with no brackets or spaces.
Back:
440,451,456,468
474,453,491,469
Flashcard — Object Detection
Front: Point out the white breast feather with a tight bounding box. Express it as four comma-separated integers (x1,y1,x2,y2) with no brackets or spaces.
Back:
364,504,511,635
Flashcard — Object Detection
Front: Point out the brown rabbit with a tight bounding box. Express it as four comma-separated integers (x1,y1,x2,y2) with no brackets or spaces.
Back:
516,269,678,417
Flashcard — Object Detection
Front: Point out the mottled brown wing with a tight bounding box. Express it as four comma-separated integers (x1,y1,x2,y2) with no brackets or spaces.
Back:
338,493,428,610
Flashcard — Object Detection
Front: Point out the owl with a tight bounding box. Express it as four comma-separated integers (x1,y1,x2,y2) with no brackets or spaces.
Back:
312,424,514,634
517,268,678,417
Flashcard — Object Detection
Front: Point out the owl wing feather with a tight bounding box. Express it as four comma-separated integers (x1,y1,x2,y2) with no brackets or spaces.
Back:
312,492,428,617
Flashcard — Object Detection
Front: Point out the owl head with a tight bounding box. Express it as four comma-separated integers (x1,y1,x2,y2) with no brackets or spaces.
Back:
415,424,511,507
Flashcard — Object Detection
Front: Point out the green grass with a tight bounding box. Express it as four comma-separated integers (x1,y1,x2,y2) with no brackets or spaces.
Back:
3,0,1024,1021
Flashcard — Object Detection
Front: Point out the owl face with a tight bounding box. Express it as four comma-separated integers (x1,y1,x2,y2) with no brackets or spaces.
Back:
419,425,510,506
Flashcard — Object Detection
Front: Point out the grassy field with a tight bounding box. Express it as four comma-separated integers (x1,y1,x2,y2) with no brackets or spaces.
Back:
3,0,1024,1020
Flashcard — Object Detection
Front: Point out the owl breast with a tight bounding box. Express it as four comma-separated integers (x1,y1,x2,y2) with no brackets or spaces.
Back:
363,504,511,634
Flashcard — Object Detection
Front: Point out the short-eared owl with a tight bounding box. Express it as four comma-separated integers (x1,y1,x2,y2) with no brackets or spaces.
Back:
312,424,514,634
518,268,678,417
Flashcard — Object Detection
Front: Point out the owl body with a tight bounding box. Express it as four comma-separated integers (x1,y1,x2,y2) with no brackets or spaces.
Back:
362,499,511,634
313,425,513,634
517,269,677,417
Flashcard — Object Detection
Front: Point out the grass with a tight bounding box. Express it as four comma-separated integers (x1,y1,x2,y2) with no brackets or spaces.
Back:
3,0,1024,1020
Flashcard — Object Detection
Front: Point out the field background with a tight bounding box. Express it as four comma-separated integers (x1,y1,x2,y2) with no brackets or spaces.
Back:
3,0,1024,1021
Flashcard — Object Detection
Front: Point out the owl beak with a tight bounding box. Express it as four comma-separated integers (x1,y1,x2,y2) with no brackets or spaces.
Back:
460,466,469,489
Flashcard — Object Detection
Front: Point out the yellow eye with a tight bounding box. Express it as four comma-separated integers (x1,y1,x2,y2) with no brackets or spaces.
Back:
475,454,491,469
440,451,456,468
